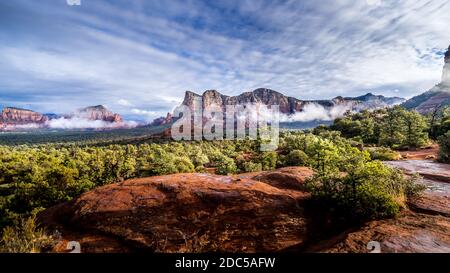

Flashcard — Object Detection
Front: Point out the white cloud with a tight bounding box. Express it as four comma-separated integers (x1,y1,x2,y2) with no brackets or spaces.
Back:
130,108,165,121
117,99,134,107
46,117,138,129
280,103,352,123
0,0,450,116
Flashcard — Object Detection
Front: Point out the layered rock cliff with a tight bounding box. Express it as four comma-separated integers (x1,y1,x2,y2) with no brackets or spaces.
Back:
180,88,404,115
0,107,48,125
0,105,124,131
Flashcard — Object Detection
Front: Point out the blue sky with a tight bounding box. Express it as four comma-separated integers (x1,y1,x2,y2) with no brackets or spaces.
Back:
1,0,450,121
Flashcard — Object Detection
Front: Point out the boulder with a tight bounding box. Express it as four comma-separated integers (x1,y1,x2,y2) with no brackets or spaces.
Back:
250,167,314,191
320,212,450,253
38,169,313,253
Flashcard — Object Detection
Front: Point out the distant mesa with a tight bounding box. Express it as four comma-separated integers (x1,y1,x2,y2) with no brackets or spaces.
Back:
0,107,48,130
0,107,48,124
0,105,124,131
77,105,123,123
403,45,450,114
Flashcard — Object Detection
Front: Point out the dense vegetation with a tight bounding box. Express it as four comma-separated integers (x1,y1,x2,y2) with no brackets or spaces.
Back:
0,130,422,233
0,124,170,146
438,131,450,163
330,106,430,149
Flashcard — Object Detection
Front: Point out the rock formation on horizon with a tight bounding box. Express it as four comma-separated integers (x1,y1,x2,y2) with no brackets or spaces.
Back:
403,45,450,114
0,107,48,130
0,105,124,131
180,88,404,115
0,107,48,124
77,105,123,123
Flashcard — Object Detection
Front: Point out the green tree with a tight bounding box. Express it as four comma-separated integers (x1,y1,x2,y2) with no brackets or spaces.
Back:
260,151,278,171
379,107,406,148
285,150,309,166
243,162,263,172
438,131,450,163
214,155,237,175
402,110,429,149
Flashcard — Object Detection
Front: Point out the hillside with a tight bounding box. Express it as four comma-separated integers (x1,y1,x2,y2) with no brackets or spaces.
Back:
403,45,450,114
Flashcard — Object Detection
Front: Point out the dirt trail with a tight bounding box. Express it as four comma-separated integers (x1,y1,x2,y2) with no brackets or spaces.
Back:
398,144,439,160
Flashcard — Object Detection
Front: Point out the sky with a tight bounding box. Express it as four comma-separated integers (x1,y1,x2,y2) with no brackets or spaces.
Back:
1,0,450,121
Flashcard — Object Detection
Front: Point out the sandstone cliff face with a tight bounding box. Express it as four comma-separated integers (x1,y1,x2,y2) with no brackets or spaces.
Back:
180,88,402,116
0,107,48,125
182,88,314,114
77,105,123,123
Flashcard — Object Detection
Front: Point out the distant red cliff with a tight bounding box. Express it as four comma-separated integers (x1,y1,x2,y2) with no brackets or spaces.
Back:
0,107,48,129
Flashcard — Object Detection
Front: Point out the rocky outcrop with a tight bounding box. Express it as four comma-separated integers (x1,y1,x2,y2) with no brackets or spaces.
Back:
319,212,450,253
403,45,450,114
77,105,123,123
39,168,313,253
250,167,314,191
38,163,450,253
385,160,450,183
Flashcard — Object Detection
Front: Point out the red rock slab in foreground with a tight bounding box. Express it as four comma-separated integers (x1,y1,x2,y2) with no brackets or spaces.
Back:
321,212,450,253
39,170,313,253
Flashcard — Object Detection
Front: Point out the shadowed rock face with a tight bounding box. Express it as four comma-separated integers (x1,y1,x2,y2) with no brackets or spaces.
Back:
320,212,450,253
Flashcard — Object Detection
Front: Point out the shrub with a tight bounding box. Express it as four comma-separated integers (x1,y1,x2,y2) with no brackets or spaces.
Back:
0,215,55,253
173,156,195,173
368,147,400,161
285,150,309,166
307,161,423,222
243,162,263,173
438,131,450,163
260,151,278,171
